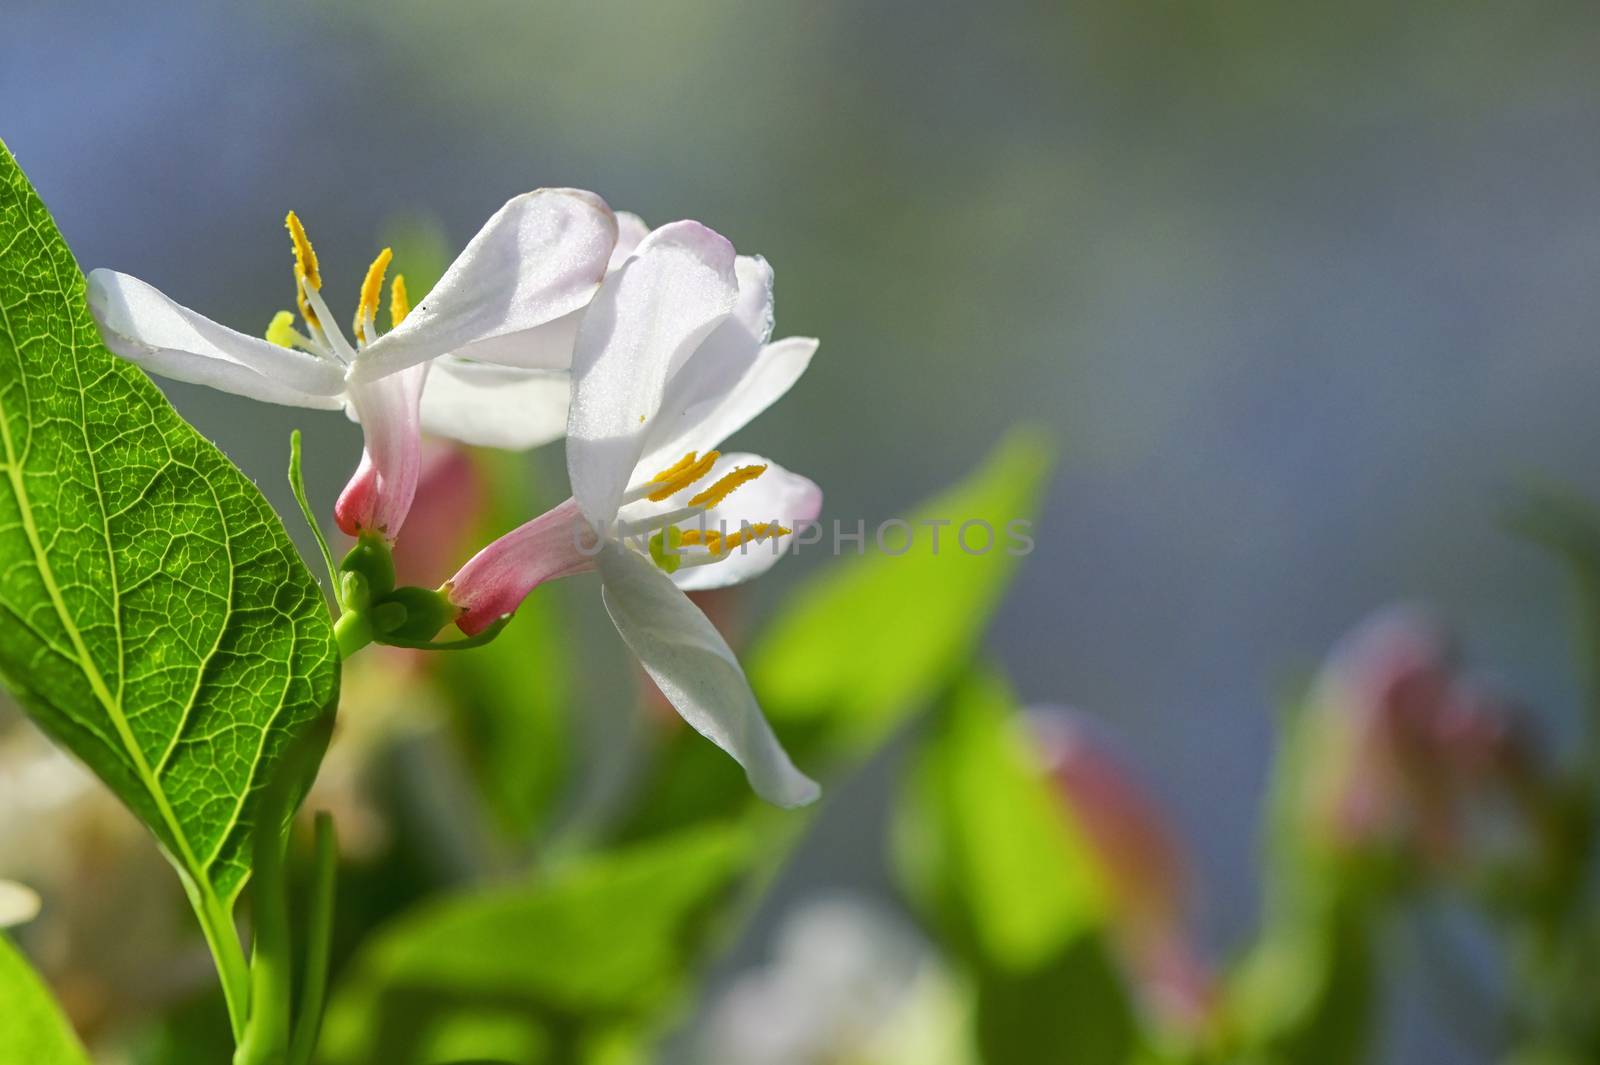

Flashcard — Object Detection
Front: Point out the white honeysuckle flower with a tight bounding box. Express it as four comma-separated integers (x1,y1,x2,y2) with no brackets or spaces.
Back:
446,220,821,807
412,209,655,451
88,189,618,538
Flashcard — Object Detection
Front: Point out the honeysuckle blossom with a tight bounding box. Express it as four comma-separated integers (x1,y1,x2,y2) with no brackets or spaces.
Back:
446,220,822,807
87,189,618,539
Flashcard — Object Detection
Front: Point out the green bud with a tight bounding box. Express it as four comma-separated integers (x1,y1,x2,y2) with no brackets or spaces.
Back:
374,585,460,644
338,532,395,607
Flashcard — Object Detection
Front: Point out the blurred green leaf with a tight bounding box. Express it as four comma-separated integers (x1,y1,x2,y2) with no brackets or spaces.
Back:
0,935,91,1064
319,822,752,1065
433,450,572,843
753,427,1053,751
896,669,1134,1065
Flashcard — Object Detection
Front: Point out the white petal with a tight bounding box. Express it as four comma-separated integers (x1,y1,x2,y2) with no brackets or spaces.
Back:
87,269,346,407
419,358,570,451
597,543,819,808
567,221,739,525
337,364,428,537
670,453,822,591
610,211,651,270
352,188,618,380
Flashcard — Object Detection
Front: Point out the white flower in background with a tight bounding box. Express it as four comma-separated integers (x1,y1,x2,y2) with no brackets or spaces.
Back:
88,190,618,538
0,879,40,929
702,897,971,1065
445,220,821,807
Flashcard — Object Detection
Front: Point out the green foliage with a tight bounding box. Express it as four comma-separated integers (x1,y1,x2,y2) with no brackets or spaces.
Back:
896,669,1135,1065
318,823,752,1065
0,935,91,1065
433,449,573,842
0,141,340,1029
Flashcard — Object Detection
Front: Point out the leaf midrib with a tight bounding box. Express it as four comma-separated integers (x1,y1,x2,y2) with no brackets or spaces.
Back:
0,195,212,892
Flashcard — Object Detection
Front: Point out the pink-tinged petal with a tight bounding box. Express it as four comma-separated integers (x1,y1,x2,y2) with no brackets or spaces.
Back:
567,221,739,525
447,497,596,634
351,188,618,381
390,441,486,586
336,364,429,539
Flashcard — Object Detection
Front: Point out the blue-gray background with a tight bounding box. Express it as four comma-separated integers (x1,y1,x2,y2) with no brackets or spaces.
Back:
7,2,1600,1060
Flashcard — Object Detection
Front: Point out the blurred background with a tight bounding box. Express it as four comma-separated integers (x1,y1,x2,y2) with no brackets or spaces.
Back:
5,1,1600,1061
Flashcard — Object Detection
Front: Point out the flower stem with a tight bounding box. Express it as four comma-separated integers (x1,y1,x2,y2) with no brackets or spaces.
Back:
333,610,375,659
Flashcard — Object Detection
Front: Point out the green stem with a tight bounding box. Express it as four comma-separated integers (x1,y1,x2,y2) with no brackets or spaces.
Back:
183,877,251,1042
234,790,294,1065
333,610,375,660
288,814,338,1065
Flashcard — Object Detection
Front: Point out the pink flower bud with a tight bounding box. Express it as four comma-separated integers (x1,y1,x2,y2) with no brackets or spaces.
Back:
446,498,596,634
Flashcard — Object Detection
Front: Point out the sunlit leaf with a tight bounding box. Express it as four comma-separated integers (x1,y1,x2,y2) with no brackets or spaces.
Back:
0,143,339,914
0,935,91,1064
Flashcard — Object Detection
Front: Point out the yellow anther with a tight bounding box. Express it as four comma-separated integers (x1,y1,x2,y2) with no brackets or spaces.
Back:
714,522,790,554
688,464,768,510
679,528,723,549
646,451,720,502
353,247,393,343
649,451,700,484
265,310,298,349
284,211,321,290
389,274,411,328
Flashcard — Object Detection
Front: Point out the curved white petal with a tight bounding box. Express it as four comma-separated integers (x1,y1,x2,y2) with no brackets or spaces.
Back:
610,211,651,270
568,221,739,525
352,188,618,380
670,453,822,591
87,269,346,405
419,358,570,451
597,543,819,808
336,364,428,538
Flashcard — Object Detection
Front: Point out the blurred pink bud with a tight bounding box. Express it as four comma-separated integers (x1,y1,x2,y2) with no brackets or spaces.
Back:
1305,606,1527,865
388,441,487,587
1029,707,1217,1033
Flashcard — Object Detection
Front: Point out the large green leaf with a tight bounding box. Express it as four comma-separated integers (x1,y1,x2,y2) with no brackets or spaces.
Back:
0,935,91,1065
0,141,339,909
319,823,752,1065
896,670,1135,1065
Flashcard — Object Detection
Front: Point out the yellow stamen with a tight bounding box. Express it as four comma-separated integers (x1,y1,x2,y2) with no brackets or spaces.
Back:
295,277,319,330
389,274,411,328
714,522,790,554
649,451,700,484
688,464,768,509
679,528,723,549
284,211,321,290
646,451,720,502
353,247,393,343
265,310,298,349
